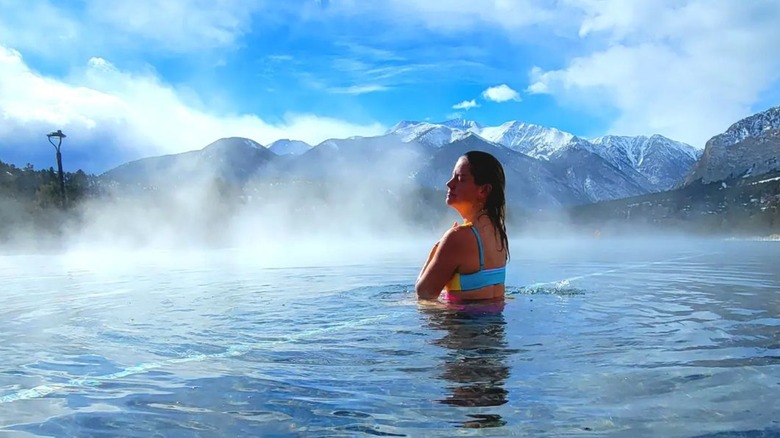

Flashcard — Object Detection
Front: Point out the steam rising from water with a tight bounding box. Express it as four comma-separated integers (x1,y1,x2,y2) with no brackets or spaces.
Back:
2,141,450,262
1,138,749,260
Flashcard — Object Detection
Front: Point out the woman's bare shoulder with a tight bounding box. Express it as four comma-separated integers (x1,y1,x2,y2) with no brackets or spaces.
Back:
438,224,475,250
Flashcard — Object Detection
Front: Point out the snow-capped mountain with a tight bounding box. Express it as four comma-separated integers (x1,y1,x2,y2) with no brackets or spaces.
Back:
546,139,654,202
276,132,654,207
388,119,698,192
268,139,311,156
685,105,780,185
101,133,617,208
480,121,575,158
388,121,474,147
589,134,701,190
389,119,573,157
440,118,483,132
101,115,715,210
702,105,780,149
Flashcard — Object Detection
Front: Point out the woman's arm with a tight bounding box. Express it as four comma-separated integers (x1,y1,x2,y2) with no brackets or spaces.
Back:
416,222,458,282
415,228,464,300
417,242,439,281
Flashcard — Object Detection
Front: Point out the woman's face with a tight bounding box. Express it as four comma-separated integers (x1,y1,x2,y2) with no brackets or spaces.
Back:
446,157,486,209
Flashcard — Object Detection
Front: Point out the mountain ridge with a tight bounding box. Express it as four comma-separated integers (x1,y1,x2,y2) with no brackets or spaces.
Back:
685,105,780,185
99,107,780,212
387,118,699,192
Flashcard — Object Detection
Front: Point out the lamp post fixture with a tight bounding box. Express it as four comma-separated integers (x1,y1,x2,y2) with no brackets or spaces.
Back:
46,129,67,207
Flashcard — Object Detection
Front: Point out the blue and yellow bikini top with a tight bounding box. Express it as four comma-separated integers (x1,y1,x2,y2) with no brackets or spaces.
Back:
446,223,506,292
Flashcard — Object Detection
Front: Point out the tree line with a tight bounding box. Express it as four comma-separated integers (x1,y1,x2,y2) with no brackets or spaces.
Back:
566,173,780,237
0,160,100,206
0,160,103,245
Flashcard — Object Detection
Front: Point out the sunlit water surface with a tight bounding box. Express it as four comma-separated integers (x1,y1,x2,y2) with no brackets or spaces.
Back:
1,239,779,437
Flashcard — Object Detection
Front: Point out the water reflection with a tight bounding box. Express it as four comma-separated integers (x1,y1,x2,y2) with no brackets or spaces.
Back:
420,302,511,429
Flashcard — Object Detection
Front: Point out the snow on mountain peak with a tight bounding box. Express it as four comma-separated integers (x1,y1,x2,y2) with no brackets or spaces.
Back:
684,105,780,185
440,118,482,132
709,105,780,149
389,118,575,156
388,121,472,147
589,134,700,189
387,120,419,134
479,121,575,157
387,118,698,191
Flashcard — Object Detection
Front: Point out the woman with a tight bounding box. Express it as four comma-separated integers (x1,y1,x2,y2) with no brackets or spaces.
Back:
416,150,509,303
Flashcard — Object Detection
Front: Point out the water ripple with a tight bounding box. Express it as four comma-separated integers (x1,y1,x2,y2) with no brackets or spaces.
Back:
1,240,779,437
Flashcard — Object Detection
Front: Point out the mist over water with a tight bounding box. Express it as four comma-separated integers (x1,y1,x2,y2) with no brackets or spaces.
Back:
5,132,771,257
2,140,450,255
2,171,743,260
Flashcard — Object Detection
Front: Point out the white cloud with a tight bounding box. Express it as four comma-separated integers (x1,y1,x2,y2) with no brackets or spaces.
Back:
0,45,385,169
528,0,780,147
452,99,479,110
481,84,521,103
330,0,780,146
328,84,390,95
331,0,559,33
4,0,778,153
0,0,82,59
569,0,666,39
0,0,266,58
84,0,265,52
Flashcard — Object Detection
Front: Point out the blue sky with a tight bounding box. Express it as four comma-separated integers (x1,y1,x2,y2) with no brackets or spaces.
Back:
1,0,779,173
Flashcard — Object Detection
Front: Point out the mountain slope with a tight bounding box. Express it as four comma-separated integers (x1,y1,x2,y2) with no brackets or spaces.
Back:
388,118,698,193
388,121,473,147
479,121,575,158
269,135,433,184
685,106,780,184
100,131,678,210
589,134,701,190
547,140,653,203
101,137,277,185
268,139,311,155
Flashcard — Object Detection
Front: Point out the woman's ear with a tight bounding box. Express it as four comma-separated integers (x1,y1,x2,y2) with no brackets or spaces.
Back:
481,183,493,199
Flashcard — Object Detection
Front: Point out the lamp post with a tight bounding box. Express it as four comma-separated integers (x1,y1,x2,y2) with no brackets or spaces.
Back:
46,129,67,207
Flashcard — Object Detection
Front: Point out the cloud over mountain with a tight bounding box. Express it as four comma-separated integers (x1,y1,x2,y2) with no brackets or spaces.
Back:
0,45,386,173
481,84,521,103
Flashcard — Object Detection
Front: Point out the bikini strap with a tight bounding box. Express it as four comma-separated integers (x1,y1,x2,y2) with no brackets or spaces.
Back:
469,226,485,270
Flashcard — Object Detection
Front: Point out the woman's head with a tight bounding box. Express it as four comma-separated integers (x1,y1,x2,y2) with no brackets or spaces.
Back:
463,150,506,213
446,150,509,257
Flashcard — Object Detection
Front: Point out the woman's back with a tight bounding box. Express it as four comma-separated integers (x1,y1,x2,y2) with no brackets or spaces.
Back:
444,215,506,302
